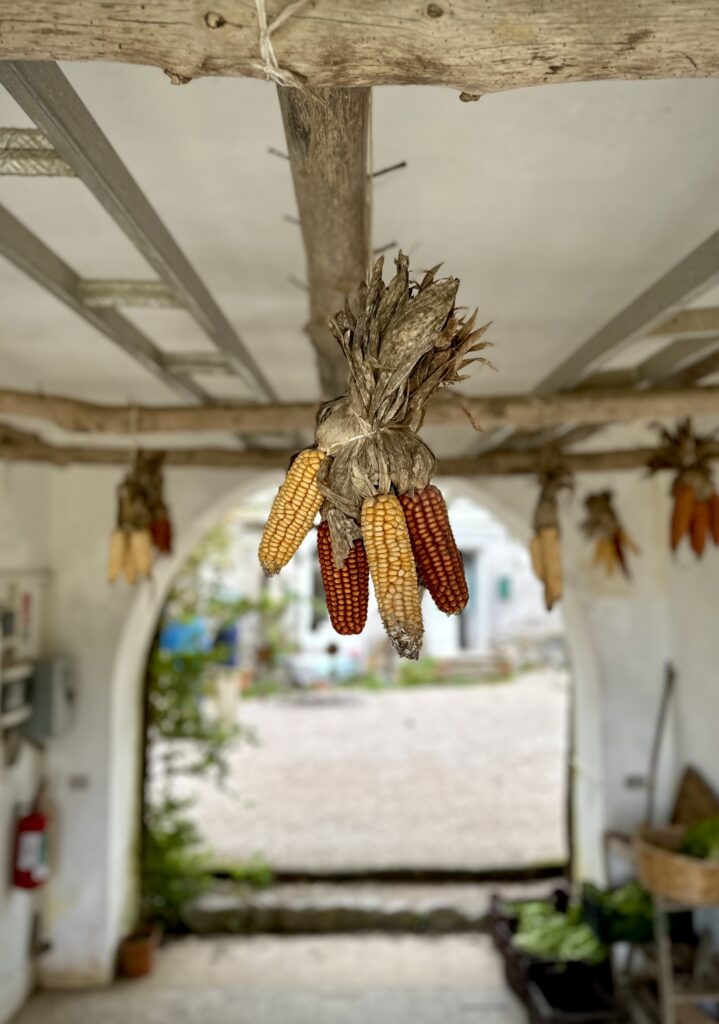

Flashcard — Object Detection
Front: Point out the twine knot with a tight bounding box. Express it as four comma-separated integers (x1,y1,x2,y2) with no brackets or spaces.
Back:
253,0,311,89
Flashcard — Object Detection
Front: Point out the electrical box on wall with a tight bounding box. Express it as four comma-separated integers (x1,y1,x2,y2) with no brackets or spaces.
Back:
23,657,75,741
0,570,51,766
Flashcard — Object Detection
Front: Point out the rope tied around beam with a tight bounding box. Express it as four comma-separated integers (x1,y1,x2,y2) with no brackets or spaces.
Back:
252,0,313,89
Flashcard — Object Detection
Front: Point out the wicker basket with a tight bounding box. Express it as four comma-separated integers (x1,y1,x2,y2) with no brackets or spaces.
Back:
633,825,719,905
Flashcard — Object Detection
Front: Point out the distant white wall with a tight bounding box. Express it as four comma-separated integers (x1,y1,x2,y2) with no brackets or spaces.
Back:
0,466,50,1024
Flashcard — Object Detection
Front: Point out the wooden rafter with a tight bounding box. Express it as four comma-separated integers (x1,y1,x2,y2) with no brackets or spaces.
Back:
0,61,277,400
1,422,715,477
278,86,371,397
649,307,719,337
480,221,719,456
1,3,718,91
1,384,719,436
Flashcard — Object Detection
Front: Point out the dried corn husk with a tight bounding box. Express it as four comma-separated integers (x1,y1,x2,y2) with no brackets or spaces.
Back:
648,419,719,558
581,490,638,579
108,450,173,585
530,458,572,611
258,252,491,658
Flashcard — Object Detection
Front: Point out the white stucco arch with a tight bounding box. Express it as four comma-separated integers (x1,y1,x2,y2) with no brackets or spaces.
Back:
106,468,285,953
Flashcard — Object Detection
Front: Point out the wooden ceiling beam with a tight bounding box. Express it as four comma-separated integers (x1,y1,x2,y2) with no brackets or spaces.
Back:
1,427,715,477
2,384,719,436
0,61,278,400
277,85,371,397
1,3,717,91
648,307,719,337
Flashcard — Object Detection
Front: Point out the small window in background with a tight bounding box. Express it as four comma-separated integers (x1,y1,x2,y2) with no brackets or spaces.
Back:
497,575,512,602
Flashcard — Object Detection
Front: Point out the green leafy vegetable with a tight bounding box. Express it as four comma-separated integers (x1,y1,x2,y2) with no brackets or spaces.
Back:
681,815,719,860
511,902,608,965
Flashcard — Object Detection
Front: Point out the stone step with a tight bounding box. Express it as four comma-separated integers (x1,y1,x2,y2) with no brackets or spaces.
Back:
182,880,559,936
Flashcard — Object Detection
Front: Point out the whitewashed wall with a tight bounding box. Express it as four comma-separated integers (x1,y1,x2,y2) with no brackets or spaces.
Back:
480,472,714,884
0,466,51,1024
38,465,263,990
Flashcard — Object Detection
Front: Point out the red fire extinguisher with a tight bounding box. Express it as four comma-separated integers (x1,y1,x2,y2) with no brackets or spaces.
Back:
13,797,49,890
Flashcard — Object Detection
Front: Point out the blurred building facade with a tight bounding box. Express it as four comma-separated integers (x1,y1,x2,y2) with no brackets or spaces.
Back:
221,490,563,679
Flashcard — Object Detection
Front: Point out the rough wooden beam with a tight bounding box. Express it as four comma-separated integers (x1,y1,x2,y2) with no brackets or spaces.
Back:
0,61,277,400
636,336,719,386
1,430,716,477
2,384,719,436
278,86,370,397
649,307,719,337
537,233,719,394
1,3,718,91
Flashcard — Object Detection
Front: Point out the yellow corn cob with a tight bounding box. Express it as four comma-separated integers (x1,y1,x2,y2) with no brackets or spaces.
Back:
259,448,326,576
539,526,562,610
107,529,127,583
131,529,154,577
122,537,138,586
361,493,423,660
529,534,544,581
593,535,616,576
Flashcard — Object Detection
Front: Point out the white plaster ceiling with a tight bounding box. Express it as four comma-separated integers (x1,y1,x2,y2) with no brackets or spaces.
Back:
2,67,719,456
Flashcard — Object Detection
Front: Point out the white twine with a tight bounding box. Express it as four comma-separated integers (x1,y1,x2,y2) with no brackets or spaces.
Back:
252,0,312,88
324,429,377,454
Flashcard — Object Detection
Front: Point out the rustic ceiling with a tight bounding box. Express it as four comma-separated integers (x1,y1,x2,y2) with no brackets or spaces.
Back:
2,65,719,458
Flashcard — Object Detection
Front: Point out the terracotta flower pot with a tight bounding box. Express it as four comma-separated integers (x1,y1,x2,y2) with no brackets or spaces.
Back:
118,926,159,978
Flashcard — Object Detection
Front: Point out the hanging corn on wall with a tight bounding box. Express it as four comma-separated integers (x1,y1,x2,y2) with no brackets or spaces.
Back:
258,252,491,659
529,462,573,611
107,451,174,585
648,419,719,559
581,490,639,578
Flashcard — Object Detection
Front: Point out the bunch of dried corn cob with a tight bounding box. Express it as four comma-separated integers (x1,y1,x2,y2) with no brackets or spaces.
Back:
529,462,572,611
581,490,638,578
648,419,719,558
107,451,173,584
258,253,490,658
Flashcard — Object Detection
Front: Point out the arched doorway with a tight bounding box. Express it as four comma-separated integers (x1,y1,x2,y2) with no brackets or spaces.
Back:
129,477,572,937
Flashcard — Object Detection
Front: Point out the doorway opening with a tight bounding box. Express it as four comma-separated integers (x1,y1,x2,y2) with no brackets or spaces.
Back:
139,482,570,934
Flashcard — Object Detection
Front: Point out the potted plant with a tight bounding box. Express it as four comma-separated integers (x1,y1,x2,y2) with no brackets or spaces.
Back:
118,923,160,978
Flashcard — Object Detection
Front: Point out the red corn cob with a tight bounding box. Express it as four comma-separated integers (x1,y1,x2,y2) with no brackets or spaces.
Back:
399,484,468,615
317,521,369,636
151,516,173,554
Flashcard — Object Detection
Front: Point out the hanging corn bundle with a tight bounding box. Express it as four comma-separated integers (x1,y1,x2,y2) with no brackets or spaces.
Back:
581,490,639,578
530,462,573,611
107,451,173,584
258,252,491,658
647,419,719,558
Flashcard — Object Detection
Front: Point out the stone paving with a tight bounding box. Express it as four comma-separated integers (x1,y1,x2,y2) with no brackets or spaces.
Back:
15,935,525,1024
175,668,569,871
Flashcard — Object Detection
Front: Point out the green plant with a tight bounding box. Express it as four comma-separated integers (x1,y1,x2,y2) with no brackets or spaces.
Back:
350,672,388,692
227,856,275,889
512,902,608,965
242,677,284,700
141,796,214,931
147,647,253,783
140,518,304,931
398,657,441,688
681,815,719,860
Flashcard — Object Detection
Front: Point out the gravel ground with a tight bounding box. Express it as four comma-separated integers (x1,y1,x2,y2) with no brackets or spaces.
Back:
16,936,525,1024
174,668,569,871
